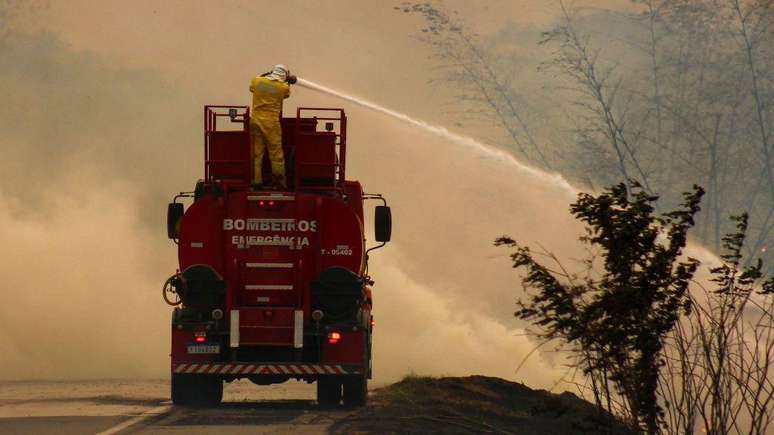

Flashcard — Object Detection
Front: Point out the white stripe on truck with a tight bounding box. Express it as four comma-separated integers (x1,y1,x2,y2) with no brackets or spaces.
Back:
246,285,293,290
294,310,304,349
230,310,239,348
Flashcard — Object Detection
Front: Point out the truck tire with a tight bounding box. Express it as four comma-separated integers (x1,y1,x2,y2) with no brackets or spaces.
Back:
343,375,368,407
316,377,342,407
171,374,223,406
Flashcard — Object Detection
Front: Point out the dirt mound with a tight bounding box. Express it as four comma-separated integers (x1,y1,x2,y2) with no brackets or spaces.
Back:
330,376,636,435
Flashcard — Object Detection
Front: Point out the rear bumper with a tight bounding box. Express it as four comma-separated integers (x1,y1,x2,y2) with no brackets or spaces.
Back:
172,362,362,376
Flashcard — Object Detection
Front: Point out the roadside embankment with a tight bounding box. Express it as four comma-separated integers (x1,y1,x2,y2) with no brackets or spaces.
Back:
331,375,637,435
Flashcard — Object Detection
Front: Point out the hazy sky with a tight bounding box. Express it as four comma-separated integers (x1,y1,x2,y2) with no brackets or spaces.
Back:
15,0,632,126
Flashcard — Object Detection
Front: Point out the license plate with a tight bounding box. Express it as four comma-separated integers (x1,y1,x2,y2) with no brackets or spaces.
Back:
187,344,220,354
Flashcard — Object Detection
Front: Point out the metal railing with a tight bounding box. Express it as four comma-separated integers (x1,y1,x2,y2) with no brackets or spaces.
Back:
294,108,347,190
204,105,250,182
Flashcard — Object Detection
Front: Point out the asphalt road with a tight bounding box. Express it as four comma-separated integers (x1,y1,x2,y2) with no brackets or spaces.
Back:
0,380,354,435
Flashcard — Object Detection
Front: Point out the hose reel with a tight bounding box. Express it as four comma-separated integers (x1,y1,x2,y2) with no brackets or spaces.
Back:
162,265,225,311
163,272,184,306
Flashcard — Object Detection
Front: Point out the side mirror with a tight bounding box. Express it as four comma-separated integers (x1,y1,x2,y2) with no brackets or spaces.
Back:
167,203,184,239
374,206,392,243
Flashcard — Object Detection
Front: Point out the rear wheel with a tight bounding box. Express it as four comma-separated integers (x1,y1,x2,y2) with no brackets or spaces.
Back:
316,377,342,407
343,375,368,407
171,374,223,406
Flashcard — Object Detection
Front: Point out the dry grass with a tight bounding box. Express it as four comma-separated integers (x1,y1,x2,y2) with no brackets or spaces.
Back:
330,375,637,435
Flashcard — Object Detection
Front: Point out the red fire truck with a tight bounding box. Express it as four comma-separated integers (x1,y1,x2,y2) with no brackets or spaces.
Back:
164,106,391,407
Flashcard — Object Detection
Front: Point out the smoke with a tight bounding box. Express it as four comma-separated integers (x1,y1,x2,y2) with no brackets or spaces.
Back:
373,253,564,384
0,0,640,389
0,27,192,380
0,187,169,379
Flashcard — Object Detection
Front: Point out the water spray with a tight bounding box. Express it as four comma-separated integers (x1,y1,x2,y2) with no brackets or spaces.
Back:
295,77,577,196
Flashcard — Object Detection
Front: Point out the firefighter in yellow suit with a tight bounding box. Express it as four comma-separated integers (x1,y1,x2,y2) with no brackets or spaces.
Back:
249,64,292,189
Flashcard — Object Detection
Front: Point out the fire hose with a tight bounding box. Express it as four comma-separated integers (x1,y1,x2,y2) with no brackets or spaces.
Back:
163,271,185,306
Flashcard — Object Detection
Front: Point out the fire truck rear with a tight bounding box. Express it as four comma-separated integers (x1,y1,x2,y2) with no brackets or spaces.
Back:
164,106,391,406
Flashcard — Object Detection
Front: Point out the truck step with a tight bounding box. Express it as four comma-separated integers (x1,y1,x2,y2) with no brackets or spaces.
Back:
246,262,294,269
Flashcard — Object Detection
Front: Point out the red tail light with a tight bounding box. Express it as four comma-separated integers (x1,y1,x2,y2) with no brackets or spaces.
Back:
257,200,280,208
327,331,341,345
195,331,206,343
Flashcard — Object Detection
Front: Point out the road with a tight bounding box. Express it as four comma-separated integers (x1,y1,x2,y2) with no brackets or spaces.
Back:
0,380,355,434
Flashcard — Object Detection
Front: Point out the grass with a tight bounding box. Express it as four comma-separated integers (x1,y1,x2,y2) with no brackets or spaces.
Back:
329,375,637,435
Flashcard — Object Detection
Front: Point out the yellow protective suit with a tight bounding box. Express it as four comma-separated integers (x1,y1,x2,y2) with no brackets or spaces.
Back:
249,75,290,188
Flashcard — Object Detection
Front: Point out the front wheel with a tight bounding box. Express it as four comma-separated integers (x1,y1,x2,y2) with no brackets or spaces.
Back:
171,374,223,406
343,375,368,407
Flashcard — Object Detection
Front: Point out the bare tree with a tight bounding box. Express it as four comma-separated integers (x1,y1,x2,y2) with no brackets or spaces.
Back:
402,0,774,270
540,3,656,196
729,0,774,271
660,214,774,435
547,0,774,269
396,3,552,169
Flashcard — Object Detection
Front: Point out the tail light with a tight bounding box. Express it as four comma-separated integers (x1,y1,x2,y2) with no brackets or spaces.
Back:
327,331,342,345
195,331,207,343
